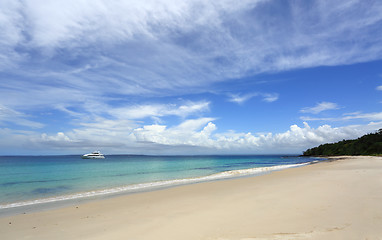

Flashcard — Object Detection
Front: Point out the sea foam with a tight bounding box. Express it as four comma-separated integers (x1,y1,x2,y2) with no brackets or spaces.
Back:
0,162,308,209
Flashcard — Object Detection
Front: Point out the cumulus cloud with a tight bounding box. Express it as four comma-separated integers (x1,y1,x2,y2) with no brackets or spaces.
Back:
4,117,379,155
300,102,340,114
1,0,382,155
130,120,382,154
132,118,216,147
41,132,74,143
376,85,382,91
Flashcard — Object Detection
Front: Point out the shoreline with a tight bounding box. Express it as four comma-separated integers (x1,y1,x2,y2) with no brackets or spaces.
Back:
0,161,314,215
1,156,382,239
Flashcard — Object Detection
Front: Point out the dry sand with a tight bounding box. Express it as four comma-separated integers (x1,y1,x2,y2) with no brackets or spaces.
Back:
1,156,382,240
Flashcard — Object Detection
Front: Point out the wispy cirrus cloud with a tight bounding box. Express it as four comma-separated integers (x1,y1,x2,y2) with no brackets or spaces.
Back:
301,111,382,122
228,93,256,104
300,102,340,114
228,92,279,104
1,0,382,155
261,93,279,103
109,101,210,120
0,105,43,128
1,0,382,111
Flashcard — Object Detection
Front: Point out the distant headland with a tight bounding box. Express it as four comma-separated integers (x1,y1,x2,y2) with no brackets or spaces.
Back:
302,129,382,156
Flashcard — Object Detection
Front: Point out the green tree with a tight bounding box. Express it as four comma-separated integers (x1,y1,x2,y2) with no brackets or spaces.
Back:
303,129,382,156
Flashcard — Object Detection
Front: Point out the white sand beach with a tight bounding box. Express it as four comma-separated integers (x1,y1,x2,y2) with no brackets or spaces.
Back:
1,156,382,239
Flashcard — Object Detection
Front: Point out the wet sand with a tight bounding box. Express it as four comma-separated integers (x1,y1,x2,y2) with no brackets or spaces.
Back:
1,156,382,239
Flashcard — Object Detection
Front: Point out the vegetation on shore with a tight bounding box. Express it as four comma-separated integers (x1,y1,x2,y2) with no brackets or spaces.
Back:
302,129,382,156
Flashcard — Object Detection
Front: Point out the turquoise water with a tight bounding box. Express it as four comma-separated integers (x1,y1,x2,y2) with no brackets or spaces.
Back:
0,155,322,209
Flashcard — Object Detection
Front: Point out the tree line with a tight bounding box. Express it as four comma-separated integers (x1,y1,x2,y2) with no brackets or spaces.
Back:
302,129,382,156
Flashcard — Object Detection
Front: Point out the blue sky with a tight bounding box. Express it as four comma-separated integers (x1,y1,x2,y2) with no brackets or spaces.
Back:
1,0,382,155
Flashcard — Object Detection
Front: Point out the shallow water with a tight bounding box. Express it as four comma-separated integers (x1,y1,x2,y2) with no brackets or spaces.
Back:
0,155,322,209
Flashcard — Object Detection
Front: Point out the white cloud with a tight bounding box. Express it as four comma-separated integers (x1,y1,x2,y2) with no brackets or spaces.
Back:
3,116,381,155
228,93,256,104
132,118,216,147
300,102,340,114
1,1,382,155
343,112,382,121
262,93,279,103
300,116,336,121
1,0,382,111
0,0,24,70
110,101,210,120
173,118,215,131
0,105,44,128
228,93,279,104
130,120,382,154
301,111,382,122
376,85,382,91
41,132,74,142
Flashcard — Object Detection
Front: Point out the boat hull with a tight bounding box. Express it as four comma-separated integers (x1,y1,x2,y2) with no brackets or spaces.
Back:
81,155,105,159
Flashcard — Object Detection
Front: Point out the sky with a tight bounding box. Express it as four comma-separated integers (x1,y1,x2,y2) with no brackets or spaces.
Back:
1,0,382,155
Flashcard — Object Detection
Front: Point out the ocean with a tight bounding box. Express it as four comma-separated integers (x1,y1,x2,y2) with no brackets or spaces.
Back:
0,155,323,212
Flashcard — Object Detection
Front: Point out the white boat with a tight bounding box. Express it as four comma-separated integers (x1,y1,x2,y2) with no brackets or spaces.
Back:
81,151,105,159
